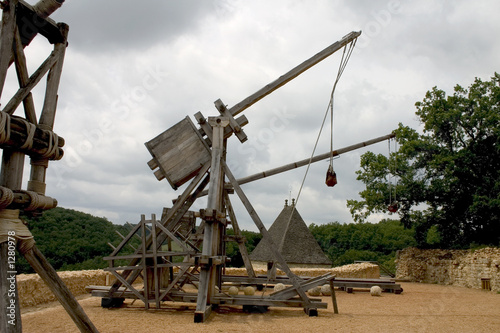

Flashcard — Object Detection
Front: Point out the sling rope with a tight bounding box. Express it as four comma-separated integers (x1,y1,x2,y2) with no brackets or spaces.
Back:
279,38,358,251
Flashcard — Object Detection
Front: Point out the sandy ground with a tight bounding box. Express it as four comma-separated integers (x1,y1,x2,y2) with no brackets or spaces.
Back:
20,282,500,333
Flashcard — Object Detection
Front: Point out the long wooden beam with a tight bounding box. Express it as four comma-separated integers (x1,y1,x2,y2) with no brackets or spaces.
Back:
236,132,395,185
227,31,361,117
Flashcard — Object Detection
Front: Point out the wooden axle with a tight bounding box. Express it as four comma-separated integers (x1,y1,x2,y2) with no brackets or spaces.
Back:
0,187,57,210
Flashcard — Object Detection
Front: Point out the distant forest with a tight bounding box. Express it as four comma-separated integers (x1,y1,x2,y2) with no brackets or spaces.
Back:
13,207,427,275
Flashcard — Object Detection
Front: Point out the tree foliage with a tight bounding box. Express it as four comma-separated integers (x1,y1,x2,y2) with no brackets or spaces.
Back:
16,207,137,273
348,73,500,248
309,219,416,268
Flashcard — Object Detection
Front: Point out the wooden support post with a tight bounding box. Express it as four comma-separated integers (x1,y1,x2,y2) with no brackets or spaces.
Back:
329,277,339,314
222,161,311,305
195,117,228,323
28,23,68,195
140,215,149,310
151,214,160,309
23,245,99,332
0,0,18,99
224,191,256,278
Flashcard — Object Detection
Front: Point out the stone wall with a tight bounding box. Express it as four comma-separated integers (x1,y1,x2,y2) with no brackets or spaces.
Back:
396,247,500,292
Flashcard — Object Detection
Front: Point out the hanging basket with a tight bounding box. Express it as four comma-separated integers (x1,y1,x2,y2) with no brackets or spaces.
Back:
388,201,399,213
325,165,337,187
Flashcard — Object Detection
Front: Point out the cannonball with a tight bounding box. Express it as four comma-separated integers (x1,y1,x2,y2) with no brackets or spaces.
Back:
244,286,256,295
370,285,382,296
308,286,321,296
320,284,331,296
228,286,239,295
273,283,286,292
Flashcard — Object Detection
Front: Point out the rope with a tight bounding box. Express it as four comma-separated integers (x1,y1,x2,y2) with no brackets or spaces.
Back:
19,119,37,150
0,111,11,144
0,186,14,209
41,130,59,159
282,37,358,240
0,209,35,254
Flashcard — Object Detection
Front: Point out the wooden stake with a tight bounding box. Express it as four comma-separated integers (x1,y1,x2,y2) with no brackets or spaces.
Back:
23,245,99,333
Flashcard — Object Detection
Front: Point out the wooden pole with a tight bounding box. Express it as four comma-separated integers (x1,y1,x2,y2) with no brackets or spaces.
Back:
223,191,256,278
23,245,99,332
0,0,18,99
228,31,361,117
195,117,228,323
233,132,395,186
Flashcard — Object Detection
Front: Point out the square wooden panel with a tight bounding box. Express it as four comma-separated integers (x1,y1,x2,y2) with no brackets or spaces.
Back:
146,117,211,189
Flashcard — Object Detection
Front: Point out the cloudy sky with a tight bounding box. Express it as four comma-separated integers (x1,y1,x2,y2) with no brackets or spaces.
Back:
4,0,499,232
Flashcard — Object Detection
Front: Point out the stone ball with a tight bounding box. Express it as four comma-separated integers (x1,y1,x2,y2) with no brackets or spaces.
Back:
244,286,256,296
228,286,239,295
273,283,286,292
370,285,382,296
320,284,331,296
308,286,321,296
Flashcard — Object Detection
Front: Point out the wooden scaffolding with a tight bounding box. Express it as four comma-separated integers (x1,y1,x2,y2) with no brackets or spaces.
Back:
0,1,98,332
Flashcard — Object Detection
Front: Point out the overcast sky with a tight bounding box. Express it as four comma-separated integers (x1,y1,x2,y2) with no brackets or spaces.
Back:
4,0,499,232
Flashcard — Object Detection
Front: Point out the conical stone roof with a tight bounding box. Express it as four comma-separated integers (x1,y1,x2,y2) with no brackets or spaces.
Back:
249,200,332,266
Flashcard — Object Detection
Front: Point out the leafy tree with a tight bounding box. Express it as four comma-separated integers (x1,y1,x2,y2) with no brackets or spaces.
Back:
348,73,500,248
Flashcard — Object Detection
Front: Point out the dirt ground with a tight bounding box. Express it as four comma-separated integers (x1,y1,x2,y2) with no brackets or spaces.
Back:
20,282,500,333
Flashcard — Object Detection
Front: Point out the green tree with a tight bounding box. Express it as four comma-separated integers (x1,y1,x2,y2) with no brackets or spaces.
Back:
348,73,500,248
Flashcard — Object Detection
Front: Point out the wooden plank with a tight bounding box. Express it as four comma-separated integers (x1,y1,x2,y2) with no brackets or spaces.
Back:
23,245,99,333
145,117,211,189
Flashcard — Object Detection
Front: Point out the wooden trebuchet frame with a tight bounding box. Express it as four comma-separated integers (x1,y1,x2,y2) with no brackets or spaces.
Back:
88,31,365,323
0,1,99,332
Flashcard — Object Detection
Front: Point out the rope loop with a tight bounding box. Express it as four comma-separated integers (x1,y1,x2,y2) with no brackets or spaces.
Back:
19,118,37,150
41,130,59,159
0,186,14,209
25,191,41,211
